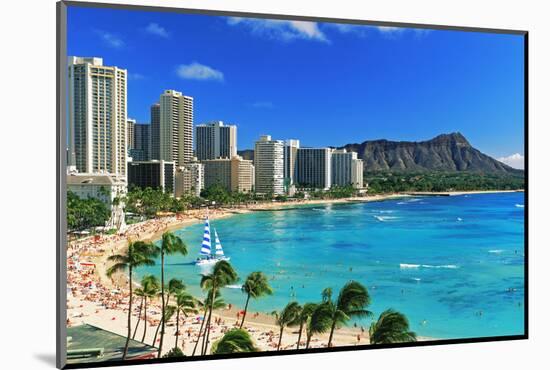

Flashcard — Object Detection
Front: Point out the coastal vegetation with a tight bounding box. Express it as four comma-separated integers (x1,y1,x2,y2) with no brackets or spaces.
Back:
368,309,417,344
211,329,258,354
365,171,524,194
271,302,301,350
105,241,158,360
240,272,273,328
67,190,110,231
199,260,239,355
157,232,188,357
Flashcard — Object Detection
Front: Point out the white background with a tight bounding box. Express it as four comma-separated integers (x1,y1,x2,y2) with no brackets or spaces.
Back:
1,0,548,369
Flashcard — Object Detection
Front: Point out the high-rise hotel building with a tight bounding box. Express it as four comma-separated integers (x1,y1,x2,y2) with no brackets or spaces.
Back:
203,156,254,193
68,57,128,177
127,118,136,150
254,135,285,195
150,103,161,160
195,121,237,160
284,139,300,188
332,149,364,189
159,90,193,166
296,147,333,190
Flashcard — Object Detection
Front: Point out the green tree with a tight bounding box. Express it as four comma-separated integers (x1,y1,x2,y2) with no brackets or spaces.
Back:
163,347,185,358
211,329,258,354
306,303,332,348
132,275,159,340
191,291,226,356
151,278,186,345
106,241,158,360
295,303,317,350
271,301,301,350
240,272,273,328
158,232,188,357
322,281,372,348
369,309,417,344
199,261,238,355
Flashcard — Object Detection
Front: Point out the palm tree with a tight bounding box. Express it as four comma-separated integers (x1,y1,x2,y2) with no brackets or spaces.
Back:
151,278,185,346
192,291,226,356
106,241,158,360
306,303,332,349
158,232,188,357
322,281,372,348
131,275,159,340
295,303,317,350
199,260,238,355
369,309,417,344
174,291,197,349
141,275,160,343
240,272,273,329
211,329,258,354
271,301,300,350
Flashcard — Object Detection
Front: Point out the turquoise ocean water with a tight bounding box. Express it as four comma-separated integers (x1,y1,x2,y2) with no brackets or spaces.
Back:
136,192,525,340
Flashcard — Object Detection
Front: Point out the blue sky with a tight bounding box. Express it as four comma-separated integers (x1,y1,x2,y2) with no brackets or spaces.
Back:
67,6,525,165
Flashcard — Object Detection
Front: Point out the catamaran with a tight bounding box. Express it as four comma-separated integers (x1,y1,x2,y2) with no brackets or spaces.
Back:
195,217,230,266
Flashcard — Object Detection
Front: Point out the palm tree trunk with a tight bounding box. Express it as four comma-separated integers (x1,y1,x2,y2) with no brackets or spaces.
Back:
175,309,180,348
192,305,208,356
132,297,143,339
277,326,284,350
152,316,162,347
158,250,165,357
306,333,312,349
202,286,216,355
122,266,133,360
327,320,337,348
152,292,170,346
239,294,251,329
202,304,213,355
296,322,304,350
141,296,148,343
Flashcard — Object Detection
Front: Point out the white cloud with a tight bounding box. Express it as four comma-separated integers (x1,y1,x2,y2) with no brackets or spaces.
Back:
145,23,169,38
94,30,124,48
176,62,224,82
227,17,328,42
497,153,524,170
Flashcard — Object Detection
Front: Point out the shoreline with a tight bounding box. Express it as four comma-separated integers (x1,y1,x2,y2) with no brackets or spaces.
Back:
67,189,521,358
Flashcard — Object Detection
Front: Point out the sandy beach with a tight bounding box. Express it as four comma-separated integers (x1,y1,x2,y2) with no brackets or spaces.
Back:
66,191,467,359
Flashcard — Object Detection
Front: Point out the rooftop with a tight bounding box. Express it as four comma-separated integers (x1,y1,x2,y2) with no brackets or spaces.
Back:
66,324,158,364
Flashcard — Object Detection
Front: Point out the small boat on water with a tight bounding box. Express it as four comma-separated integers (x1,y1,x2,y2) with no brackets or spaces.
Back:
195,217,230,266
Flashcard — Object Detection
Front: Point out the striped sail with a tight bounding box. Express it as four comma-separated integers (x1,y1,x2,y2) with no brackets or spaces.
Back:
200,218,212,255
214,229,224,256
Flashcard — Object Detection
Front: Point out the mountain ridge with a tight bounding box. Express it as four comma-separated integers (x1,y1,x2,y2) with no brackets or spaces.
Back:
237,133,523,175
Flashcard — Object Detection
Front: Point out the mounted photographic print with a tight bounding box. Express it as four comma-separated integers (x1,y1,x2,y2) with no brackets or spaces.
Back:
56,1,527,368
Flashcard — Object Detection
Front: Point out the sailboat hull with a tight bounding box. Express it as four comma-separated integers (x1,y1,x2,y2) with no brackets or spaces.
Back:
194,256,230,266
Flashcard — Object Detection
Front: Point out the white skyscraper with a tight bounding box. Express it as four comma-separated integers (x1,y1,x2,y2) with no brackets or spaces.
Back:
159,89,194,166
68,56,128,177
254,135,284,195
195,121,238,160
332,149,364,188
